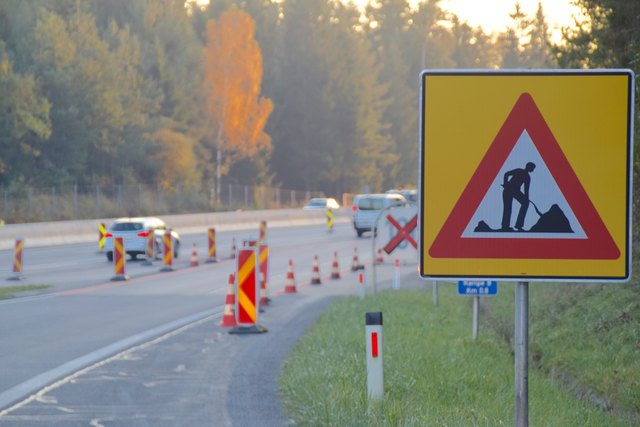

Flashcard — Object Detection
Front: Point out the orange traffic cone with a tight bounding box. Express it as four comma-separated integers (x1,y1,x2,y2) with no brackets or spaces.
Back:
190,243,199,267
220,273,238,327
284,259,297,293
351,247,364,271
230,237,236,259
331,251,341,279
375,248,384,264
311,255,322,285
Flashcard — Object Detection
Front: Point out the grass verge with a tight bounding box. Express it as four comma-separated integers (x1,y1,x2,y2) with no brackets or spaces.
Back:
280,286,635,426
485,280,639,419
0,285,49,300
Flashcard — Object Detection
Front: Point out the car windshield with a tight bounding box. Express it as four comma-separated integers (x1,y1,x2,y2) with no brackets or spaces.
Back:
111,222,144,231
358,197,385,210
307,199,326,206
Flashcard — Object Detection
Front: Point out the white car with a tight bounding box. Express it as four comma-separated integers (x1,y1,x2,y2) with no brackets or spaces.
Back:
352,193,407,237
303,197,340,210
104,217,180,262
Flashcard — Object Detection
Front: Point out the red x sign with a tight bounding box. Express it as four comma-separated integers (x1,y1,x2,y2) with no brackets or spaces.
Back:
384,214,418,254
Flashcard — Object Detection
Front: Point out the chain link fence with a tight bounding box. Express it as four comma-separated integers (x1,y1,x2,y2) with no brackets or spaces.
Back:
0,184,324,224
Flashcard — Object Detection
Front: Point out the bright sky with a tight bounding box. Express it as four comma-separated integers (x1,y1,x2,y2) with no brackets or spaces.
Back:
438,0,581,42
348,0,581,43
196,0,581,43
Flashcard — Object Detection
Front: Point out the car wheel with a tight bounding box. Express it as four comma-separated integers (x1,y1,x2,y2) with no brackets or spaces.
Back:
356,229,364,237
106,251,113,262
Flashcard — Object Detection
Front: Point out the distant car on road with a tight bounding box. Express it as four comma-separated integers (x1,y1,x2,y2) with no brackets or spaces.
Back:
303,197,340,210
386,188,417,203
104,217,180,262
352,193,407,237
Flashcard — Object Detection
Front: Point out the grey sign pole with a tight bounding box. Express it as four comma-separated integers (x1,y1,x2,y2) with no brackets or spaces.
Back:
433,281,438,306
472,296,479,340
514,281,529,426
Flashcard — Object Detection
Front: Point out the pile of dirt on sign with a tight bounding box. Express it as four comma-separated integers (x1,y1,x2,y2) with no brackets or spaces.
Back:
474,203,573,233
529,204,573,233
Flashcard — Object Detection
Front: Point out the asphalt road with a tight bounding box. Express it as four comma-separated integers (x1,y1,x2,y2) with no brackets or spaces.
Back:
0,221,421,425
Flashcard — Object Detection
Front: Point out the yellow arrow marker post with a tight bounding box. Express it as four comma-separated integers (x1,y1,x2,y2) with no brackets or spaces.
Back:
110,237,129,281
8,238,24,281
230,247,267,334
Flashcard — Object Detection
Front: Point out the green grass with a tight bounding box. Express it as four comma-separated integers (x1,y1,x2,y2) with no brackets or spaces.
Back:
0,284,49,300
280,287,637,426
485,281,640,419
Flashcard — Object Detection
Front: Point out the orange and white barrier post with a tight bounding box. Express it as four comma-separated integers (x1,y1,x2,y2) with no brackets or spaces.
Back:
206,228,218,263
358,271,365,299
142,229,155,266
259,243,270,306
331,251,341,280
284,259,297,294
190,243,199,267
230,237,237,259
8,238,25,281
160,231,174,272
259,220,267,243
220,273,238,327
311,255,322,285
110,236,129,281
98,223,107,251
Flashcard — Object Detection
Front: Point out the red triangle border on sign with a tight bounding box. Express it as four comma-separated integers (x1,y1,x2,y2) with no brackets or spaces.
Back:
429,93,620,260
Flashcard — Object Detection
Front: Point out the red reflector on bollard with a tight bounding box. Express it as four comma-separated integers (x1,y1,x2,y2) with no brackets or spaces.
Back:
371,332,378,358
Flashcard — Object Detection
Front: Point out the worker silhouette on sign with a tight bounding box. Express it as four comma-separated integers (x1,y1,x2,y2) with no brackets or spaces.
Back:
501,162,536,231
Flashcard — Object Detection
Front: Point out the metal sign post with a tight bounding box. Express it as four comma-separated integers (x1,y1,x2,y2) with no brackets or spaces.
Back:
472,296,479,340
433,282,438,306
515,281,529,426
458,280,498,340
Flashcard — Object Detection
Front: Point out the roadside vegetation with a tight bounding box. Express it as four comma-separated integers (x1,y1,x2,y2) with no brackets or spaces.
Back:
281,281,639,425
5,1,638,213
0,285,49,300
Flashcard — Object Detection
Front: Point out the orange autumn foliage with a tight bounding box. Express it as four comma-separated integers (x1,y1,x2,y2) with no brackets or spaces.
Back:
203,9,273,174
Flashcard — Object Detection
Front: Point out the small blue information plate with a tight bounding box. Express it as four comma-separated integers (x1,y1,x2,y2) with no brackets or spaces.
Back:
457,280,498,296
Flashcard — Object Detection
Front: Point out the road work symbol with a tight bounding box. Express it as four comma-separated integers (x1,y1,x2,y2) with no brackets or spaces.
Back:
500,162,536,231
429,92,619,260
471,160,574,234
384,214,417,254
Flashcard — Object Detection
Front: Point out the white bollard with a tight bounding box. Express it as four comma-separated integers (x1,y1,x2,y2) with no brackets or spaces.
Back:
365,312,384,400
358,272,365,299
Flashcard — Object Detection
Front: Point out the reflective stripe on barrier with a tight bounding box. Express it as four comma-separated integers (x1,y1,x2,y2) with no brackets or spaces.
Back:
98,223,107,249
160,231,174,272
7,238,25,280
236,247,258,325
206,228,218,263
111,237,128,281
